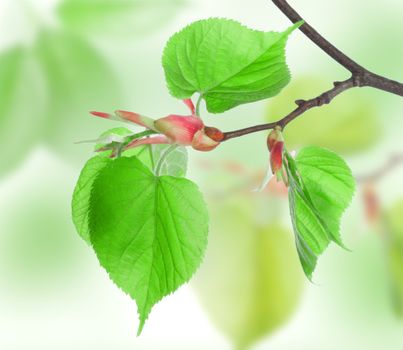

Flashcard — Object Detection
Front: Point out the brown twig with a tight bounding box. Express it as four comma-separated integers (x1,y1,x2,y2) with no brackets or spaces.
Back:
221,0,403,142
356,153,403,184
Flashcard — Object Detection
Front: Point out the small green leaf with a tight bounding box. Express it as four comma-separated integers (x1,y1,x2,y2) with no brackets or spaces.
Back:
162,18,301,113
0,47,46,177
93,127,136,153
88,156,208,333
285,147,355,279
150,145,188,177
296,147,355,246
72,156,112,243
124,144,188,177
57,0,185,37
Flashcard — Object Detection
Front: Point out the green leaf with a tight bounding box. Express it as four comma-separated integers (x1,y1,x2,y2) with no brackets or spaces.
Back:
57,0,185,38
34,30,122,164
285,147,355,279
93,127,136,153
193,194,303,350
0,47,46,177
123,144,188,177
72,156,112,243
296,147,355,245
162,18,301,113
150,145,188,177
88,156,208,333
265,77,380,155
72,140,187,243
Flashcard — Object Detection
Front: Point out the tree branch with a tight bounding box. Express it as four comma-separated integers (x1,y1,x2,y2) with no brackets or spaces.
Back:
221,0,403,142
357,153,403,184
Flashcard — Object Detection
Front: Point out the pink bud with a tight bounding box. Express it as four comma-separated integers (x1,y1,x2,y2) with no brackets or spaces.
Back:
267,127,285,179
90,111,113,119
115,110,156,130
154,115,204,145
191,129,220,152
183,99,196,115
267,127,283,151
204,127,224,142
125,135,171,150
270,141,284,175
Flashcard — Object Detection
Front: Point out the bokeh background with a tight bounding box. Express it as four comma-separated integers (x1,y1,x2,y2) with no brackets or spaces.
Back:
0,0,402,349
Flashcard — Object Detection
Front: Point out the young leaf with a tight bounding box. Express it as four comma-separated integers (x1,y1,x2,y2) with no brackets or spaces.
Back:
124,144,188,177
162,18,302,113
285,147,355,279
296,147,355,246
88,156,208,333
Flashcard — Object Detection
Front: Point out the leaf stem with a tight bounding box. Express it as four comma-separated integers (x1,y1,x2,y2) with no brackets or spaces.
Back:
125,130,157,145
155,144,178,176
148,142,155,170
195,94,203,117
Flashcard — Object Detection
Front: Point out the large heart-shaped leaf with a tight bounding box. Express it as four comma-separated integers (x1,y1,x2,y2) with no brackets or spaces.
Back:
88,156,208,333
72,143,188,243
162,18,301,113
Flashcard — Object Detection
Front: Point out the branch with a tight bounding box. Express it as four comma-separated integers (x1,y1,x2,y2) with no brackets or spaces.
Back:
221,0,403,142
223,77,356,141
357,153,403,184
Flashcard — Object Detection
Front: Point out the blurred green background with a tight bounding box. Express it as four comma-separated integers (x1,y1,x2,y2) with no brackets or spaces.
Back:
0,0,402,349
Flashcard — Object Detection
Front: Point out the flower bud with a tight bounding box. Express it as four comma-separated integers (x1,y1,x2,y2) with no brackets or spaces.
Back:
154,115,204,145
115,110,156,130
267,126,284,151
267,127,285,179
204,126,224,142
192,129,220,152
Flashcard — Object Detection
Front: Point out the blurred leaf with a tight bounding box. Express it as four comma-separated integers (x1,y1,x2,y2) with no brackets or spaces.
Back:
266,77,380,154
193,195,303,350
0,182,81,294
0,47,47,177
163,19,301,113
88,156,208,334
285,147,355,279
385,200,403,316
33,30,122,164
57,0,185,38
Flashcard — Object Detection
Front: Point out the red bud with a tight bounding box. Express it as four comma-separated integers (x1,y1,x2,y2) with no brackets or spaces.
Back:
204,127,224,142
